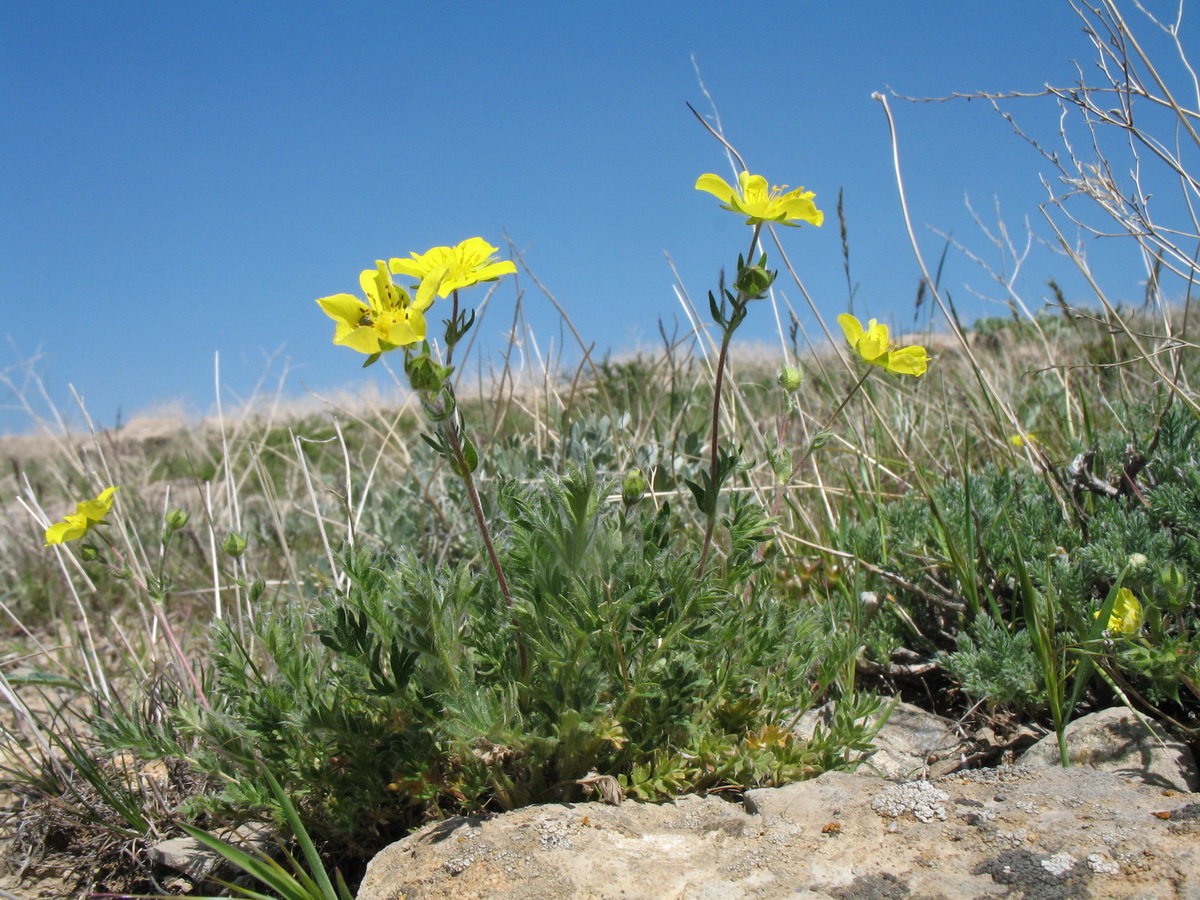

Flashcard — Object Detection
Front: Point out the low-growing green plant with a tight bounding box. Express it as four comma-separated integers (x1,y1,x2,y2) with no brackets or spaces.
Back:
844,401,1200,743
940,614,1044,713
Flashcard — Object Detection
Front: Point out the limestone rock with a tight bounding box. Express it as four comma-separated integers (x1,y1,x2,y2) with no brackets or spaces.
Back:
794,700,968,779
145,836,222,882
356,766,1199,899
1018,706,1200,793
145,822,275,885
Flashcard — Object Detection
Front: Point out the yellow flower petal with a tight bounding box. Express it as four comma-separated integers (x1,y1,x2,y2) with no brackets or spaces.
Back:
320,260,429,355
382,308,426,346
885,345,930,377
76,486,118,522
45,515,89,546
695,173,737,203
361,261,403,309
779,192,824,227
735,172,771,215
1111,588,1143,634
838,312,928,377
44,487,118,546
414,266,449,312
333,322,384,354
456,236,498,260
1094,587,1143,634
837,313,864,346
388,257,425,280
317,293,368,325
474,260,518,283
390,238,514,298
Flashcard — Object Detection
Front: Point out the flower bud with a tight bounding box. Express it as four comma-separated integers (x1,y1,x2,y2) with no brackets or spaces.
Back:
777,363,804,392
165,508,190,531
621,468,647,507
222,532,248,558
1127,553,1150,571
734,263,774,298
405,353,453,393
1160,563,1189,608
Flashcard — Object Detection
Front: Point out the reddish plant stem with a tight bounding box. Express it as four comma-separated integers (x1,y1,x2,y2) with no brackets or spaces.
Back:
695,225,762,580
438,292,527,673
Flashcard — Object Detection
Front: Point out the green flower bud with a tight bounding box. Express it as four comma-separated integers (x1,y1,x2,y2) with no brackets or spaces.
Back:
777,363,804,392
734,263,774,298
1160,563,1189,608
165,508,190,531
79,545,99,562
1127,553,1150,571
621,468,647,506
222,532,248,558
406,353,454,393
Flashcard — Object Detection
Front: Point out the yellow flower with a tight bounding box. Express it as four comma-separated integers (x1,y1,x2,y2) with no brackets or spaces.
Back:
316,261,442,355
837,313,930,377
389,237,516,298
44,486,118,546
1096,587,1143,635
695,171,824,227
1010,433,1038,448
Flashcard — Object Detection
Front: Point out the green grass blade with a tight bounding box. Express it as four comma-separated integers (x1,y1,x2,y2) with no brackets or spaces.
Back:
261,764,340,900
179,824,319,900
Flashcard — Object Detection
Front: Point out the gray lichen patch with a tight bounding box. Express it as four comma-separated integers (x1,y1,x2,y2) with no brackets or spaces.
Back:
871,781,950,823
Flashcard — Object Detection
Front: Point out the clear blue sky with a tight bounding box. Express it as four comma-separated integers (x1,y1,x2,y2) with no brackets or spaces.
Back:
0,1,1174,434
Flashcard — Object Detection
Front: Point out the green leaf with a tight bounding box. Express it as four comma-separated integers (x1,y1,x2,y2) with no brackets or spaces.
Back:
459,433,479,475
6,672,84,691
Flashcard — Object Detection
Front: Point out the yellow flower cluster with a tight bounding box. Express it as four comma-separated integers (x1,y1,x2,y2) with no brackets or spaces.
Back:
44,486,119,546
317,238,516,356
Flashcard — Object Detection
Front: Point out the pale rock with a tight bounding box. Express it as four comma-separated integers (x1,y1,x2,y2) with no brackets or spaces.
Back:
145,836,221,882
1018,705,1200,792
356,766,1199,899
146,822,274,885
793,699,968,779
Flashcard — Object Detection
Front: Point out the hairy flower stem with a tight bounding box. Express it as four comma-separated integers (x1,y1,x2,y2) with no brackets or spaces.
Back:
440,404,526,673
695,326,734,580
439,297,527,674
103,534,212,711
442,414,511,604
696,225,762,580
152,599,212,711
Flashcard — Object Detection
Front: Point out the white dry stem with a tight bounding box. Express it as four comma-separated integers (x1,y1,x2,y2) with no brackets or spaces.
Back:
292,429,346,592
